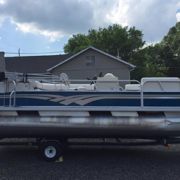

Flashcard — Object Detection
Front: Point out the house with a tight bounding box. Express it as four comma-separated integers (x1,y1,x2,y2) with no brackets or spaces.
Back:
4,46,135,80
5,54,71,73
47,46,135,80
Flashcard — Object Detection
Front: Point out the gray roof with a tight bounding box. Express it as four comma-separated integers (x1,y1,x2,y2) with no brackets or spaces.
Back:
5,54,71,73
47,46,135,72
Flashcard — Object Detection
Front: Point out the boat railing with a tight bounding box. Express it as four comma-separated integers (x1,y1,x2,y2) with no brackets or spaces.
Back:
140,79,180,107
4,74,180,108
140,84,144,107
9,80,16,107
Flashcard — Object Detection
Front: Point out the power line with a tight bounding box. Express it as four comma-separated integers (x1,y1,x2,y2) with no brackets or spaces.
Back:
5,51,64,55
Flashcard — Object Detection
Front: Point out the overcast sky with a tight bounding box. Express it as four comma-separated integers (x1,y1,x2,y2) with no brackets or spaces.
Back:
0,0,179,56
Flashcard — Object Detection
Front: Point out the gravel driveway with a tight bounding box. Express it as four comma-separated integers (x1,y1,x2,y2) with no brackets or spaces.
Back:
0,145,180,180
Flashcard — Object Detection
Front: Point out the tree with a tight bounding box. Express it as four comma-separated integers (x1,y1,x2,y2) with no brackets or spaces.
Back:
130,45,166,80
159,22,180,77
63,22,180,79
131,22,180,79
64,34,90,54
64,24,145,61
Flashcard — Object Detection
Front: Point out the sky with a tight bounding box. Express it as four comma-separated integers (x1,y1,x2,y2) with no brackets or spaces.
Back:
0,0,179,56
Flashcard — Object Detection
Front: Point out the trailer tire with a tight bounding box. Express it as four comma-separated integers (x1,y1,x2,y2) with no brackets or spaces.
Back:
39,141,63,162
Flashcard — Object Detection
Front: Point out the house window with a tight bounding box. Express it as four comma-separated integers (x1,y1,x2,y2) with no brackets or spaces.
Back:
86,56,95,66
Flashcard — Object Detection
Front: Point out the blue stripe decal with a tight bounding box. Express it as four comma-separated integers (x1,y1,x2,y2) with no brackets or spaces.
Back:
0,91,180,107
144,99,180,107
1,97,180,107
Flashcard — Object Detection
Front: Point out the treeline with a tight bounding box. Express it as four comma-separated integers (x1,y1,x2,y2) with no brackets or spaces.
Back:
64,23,180,79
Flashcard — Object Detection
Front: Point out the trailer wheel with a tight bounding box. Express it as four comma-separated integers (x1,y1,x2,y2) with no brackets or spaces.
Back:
39,141,63,161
